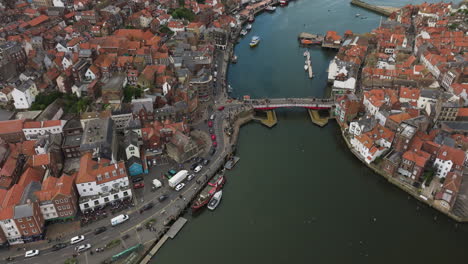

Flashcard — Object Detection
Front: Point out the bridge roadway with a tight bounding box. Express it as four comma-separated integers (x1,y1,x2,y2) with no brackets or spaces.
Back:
247,98,334,110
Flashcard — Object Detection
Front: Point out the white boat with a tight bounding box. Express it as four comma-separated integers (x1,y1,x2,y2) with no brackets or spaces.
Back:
246,24,252,30
207,190,222,210
249,36,260,47
303,50,309,57
265,5,276,11
240,29,248,36
355,13,361,17
304,64,308,71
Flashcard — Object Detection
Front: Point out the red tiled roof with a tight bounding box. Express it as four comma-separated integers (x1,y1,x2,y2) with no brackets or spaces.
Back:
32,153,51,167
76,153,128,185
28,15,49,27
403,150,430,167
437,146,466,166
0,120,24,134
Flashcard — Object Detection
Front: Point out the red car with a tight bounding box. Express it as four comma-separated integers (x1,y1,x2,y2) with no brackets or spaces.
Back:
208,121,213,127
212,141,217,147
211,134,216,141
133,182,145,189
218,106,225,111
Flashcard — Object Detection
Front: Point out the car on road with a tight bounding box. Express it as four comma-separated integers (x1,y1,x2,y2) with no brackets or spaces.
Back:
131,177,143,183
196,157,204,163
133,182,144,189
24,250,39,258
218,106,225,111
94,227,107,235
211,134,216,141
202,159,210,166
70,235,85,245
209,147,216,156
209,128,214,134
210,114,215,120
52,243,67,251
175,183,185,191
194,165,203,173
208,121,213,127
159,194,168,202
139,202,154,213
212,141,218,147
187,174,195,181
190,163,199,170
75,244,92,253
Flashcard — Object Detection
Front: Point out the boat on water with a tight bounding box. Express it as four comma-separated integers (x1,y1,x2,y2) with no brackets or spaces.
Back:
228,85,233,93
355,13,361,17
231,55,238,63
265,5,276,11
207,190,223,211
304,64,308,71
246,24,252,30
249,36,260,47
240,29,247,36
248,16,255,22
280,0,288,6
303,50,309,57
191,174,225,213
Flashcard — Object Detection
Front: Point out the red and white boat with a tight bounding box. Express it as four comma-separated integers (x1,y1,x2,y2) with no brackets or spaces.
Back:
191,174,226,212
280,0,288,6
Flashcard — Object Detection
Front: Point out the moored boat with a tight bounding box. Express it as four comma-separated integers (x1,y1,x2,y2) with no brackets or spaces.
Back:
207,190,223,211
231,55,238,63
240,29,248,36
191,174,226,212
280,0,288,6
249,36,260,47
246,24,252,30
248,16,255,22
265,5,276,12
304,64,308,71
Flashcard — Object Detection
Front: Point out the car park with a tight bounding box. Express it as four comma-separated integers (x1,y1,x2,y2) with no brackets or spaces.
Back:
24,250,39,258
94,227,107,235
159,194,168,202
133,182,144,189
131,177,143,183
52,243,67,251
175,183,185,191
70,235,85,245
139,202,154,213
187,174,195,181
194,165,203,173
75,244,92,253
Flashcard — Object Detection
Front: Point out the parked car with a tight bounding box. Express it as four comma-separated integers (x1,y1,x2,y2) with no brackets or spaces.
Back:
202,159,210,165
208,121,213,127
131,177,143,183
24,250,39,258
70,235,85,245
187,174,195,181
52,243,67,251
168,169,177,176
209,147,216,156
209,128,214,134
139,202,154,213
133,182,145,189
212,141,218,147
211,134,216,141
218,106,225,111
210,114,215,120
94,227,107,235
159,194,168,202
190,163,199,170
194,165,203,173
75,244,92,253
175,183,185,191
196,157,204,163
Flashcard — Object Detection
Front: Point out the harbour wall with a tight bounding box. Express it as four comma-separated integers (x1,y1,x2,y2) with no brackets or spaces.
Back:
350,0,397,16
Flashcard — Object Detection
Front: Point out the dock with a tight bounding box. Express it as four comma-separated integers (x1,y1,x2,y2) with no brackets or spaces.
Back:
305,52,313,79
350,0,399,16
298,32,324,45
224,156,240,170
139,217,187,264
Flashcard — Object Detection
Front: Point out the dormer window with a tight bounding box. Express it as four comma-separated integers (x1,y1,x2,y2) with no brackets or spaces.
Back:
97,174,102,181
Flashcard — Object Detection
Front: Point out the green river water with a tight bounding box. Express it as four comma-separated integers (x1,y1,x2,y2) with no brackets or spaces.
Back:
155,1,468,263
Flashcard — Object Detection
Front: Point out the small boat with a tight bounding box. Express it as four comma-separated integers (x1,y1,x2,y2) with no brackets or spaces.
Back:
240,29,248,36
355,13,361,17
249,36,260,47
248,16,255,22
207,190,222,211
303,50,309,57
361,16,367,19
304,64,308,71
265,5,276,11
246,24,252,30
228,85,233,93
280,0,288,6
231,55,238,63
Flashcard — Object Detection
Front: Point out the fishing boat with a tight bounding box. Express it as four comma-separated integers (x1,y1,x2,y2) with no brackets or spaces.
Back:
280,0,288,6
191,174,225,213
246,24,252,30
240,29,248,36
304,64,309,71
265,5,276,11
249,36,260,47
207,190,223,211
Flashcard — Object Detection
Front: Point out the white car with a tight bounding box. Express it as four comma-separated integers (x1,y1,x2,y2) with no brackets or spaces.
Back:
70,235,85,245
194,165,203,173
187,174,195,181
175,183,185,191
75,243,92,253
25,250,39,258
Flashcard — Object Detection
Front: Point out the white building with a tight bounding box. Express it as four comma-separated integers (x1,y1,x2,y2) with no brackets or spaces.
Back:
350,134,387,164
434,146,466,178
11,80,38,110
0,218,22,245
22,120,67,140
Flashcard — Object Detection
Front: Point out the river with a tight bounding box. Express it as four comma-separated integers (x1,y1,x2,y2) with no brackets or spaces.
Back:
154,1,468,263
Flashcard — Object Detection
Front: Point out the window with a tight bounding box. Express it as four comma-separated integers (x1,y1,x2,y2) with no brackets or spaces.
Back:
94,200,99,205
114,194,119,200
119,168,124,175
105,172,109,179
104,197,109,203
21,225,25,229
24,231,28,235
129,146,135,151
29,223,33,227
90,188,93,192
67,205,70,209
88,183,91,186
32,229,37,233
60,199,64,203
97,174,102,181
64,198,68,202
83,189,86,192
112,170,117,177
58,206,61,210
123,191,128,196
26,217,31,221
84,203,89,208
18,219,22,222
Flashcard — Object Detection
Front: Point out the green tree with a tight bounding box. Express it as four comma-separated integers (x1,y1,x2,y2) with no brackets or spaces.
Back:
30,91,63,110
171,8,196,21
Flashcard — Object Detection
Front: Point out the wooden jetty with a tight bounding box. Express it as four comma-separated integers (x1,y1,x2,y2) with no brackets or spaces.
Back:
225,156,240,170
305,52,313,79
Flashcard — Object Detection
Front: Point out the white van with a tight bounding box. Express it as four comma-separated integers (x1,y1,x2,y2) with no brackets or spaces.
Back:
25,250,39,258
70,235,85,245
210,114,215,120
111,214,129,226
